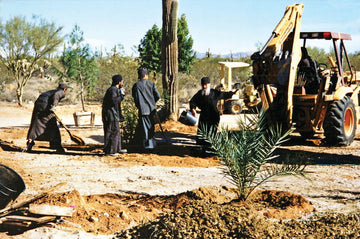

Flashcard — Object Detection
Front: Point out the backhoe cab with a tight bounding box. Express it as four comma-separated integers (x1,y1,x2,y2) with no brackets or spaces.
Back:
251,3,360,145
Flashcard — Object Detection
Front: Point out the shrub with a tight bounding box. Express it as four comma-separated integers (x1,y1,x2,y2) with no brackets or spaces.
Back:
120,99,138,144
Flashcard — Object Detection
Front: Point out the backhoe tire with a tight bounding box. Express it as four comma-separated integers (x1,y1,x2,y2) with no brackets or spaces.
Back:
226,101,242,114
323,96,356,146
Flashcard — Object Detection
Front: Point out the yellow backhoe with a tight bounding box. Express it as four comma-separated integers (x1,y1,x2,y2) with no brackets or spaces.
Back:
251,3,360,145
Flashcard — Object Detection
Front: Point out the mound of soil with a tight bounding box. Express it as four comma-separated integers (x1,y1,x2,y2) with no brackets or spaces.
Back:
32,186,316,236
116,202,360,238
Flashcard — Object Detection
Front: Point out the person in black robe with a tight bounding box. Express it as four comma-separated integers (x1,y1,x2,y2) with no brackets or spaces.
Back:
132,68,160,150
102,75,127,156
190,77,235,145
26,83,68,153
298,47,320,94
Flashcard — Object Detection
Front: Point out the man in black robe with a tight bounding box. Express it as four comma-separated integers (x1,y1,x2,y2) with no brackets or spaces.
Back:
298,47,320,94
132,68,160,150
102,75,127,156
190,77,235,145
26,83,68,153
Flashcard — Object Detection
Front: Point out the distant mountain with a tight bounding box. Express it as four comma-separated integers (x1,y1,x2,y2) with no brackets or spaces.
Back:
195,51,254,59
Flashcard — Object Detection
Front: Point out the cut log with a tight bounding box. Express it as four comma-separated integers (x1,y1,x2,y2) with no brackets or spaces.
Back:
29,204,73,217
0,182,67,217
0,215,56,226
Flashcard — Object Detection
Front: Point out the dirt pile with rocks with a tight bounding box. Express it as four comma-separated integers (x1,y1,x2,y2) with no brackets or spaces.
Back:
117,202,359,238
33,186,319,237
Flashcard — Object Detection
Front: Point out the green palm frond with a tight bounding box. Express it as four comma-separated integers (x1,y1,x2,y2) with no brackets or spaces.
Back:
199,110,308,201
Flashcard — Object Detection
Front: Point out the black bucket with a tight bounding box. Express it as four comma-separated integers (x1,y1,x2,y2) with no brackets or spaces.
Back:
0,164,26,209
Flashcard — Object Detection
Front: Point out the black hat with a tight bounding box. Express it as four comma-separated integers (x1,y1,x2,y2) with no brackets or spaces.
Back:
112,74,123,86
201,77,210,84
58,83,68,89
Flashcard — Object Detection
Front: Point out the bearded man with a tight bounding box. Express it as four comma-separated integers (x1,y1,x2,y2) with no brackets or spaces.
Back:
189,77,235,145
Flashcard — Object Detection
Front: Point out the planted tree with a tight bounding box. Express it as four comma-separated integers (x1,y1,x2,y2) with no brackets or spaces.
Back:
0,16,63,105
200,110,307,201
55,25,99,112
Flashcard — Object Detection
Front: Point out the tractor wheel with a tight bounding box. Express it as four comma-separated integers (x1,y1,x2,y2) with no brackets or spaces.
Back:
226,101,242,114
323,96,356,146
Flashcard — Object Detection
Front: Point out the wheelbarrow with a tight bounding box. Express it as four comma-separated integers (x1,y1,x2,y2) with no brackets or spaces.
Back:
0,164,26,209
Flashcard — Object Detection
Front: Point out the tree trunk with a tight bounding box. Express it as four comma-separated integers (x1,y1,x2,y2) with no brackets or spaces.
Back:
16,87,23,106
161,0,179,120
80,80,86,112
16,78,24,106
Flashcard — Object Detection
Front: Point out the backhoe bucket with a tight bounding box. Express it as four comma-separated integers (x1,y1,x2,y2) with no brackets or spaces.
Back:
0,164,26,209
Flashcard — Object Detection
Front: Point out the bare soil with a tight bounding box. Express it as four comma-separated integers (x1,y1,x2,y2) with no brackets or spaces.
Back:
0,102,360,238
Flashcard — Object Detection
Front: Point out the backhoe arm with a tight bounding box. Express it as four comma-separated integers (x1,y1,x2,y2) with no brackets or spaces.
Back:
252,4,304,128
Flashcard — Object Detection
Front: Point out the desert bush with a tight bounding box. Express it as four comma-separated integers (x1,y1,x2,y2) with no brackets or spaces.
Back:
96,48,139,102
199,110,307,200
120,99,138,144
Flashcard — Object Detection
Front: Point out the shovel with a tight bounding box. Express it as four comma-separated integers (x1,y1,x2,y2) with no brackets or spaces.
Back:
53,112,85,146
154,111,171,144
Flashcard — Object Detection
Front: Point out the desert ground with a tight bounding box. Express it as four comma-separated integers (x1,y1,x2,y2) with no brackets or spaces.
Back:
0,101,360,238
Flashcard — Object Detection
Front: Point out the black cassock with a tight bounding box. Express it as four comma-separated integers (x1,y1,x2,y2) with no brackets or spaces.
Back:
102,86,124,154
190,89,234,143
27,88,65,148
132,79,160,149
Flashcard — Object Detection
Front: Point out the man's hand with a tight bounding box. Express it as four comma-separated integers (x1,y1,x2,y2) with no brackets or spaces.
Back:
191,109,196,117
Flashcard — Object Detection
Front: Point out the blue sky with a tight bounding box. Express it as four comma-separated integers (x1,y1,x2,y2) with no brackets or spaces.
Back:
1,0,360,56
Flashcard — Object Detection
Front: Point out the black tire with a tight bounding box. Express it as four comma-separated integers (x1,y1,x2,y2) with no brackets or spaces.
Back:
323,96,356,146
226,101,242,114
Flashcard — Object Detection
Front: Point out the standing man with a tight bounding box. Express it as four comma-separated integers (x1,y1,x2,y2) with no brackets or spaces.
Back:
102,74,127,156
132,68,161,150
26,83,68,153
190,77,235,145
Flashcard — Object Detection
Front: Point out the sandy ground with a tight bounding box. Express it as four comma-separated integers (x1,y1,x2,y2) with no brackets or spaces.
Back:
1,102,360,238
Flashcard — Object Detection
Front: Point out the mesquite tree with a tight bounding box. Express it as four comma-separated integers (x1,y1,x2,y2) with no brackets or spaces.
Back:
0,16,63,106
161,0,179,120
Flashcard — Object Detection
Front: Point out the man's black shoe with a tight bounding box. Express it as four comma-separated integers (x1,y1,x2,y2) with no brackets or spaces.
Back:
56,146,66,154
24,140,35,152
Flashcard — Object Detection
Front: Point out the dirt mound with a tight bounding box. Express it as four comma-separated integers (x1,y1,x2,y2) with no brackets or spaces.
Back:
32,186,315,236
155,119,197,134
116,202,359,238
